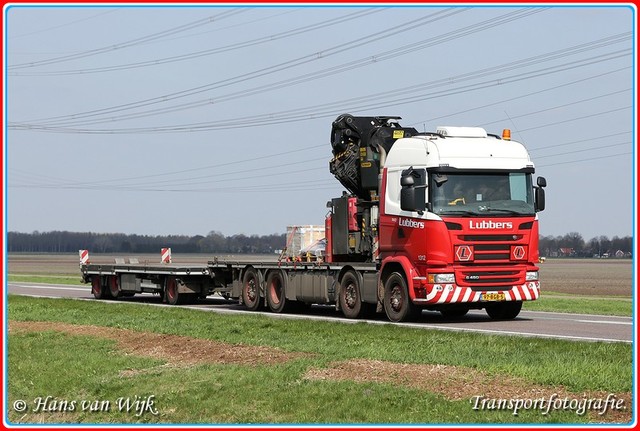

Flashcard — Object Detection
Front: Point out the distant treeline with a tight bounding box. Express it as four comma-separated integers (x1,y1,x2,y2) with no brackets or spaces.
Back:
7,230,633,258
539,232,633,258
7,231,286,254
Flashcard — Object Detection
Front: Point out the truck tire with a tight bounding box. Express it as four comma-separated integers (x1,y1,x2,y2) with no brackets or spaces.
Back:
485,301,522,320
108,276,121,299
339,271,363,319
383,272,420,322
165,276,182,305
91,277,107,299
242,268,262,311
266,270,289,313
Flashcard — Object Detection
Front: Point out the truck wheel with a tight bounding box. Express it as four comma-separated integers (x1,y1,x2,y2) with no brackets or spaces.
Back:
108,276,121,299
383,272,420,322
485,301,522,320
266,270,289,313
339,271,363,319
242,268,262,311
165,276,181,305
91,277,107,299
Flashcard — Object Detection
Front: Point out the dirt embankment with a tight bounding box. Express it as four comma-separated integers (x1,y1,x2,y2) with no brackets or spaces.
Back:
9,320,308,369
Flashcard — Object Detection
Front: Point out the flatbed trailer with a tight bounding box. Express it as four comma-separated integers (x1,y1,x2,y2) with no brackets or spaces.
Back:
82,257,380,316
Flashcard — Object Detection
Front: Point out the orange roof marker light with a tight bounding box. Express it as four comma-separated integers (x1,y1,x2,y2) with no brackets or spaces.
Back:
502,129,511,141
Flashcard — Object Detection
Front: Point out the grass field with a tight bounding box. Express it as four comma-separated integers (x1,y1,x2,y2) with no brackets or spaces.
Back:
6,295,633,425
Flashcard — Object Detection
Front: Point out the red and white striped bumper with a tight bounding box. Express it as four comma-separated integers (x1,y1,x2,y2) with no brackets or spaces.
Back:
415,282,540,304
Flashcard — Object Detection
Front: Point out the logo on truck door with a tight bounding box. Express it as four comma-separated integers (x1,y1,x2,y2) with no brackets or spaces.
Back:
399,218,425,229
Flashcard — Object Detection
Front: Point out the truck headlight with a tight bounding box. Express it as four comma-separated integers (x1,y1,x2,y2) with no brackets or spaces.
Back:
428,273,455,284
526,271,539,281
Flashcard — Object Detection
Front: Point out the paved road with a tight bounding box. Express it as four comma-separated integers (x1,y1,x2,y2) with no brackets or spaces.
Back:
7,282,634,343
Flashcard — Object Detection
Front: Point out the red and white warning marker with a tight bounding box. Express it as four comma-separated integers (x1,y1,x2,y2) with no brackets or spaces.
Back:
161,247,172,264
79,249,90,265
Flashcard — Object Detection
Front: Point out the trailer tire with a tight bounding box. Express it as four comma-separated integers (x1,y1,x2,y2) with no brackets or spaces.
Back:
108,276,121,299
383,272,420,322
242,268,262,311
91,277,107,299
485,301,522,320
266,270,289,313
339,271,364,319
165,276,182,305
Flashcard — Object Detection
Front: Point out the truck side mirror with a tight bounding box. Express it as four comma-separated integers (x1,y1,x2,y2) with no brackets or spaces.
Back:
400,175,415,187
400,167,426,213
537,176,547,188
535,176,547,212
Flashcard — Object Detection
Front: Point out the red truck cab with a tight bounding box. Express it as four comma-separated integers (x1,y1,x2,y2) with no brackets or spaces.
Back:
377,126,546,321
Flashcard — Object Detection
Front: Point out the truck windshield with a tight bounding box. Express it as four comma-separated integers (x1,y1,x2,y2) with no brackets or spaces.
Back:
429,172,535,216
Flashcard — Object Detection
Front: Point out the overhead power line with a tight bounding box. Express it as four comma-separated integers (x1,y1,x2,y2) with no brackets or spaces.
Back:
530,130,631,152
20,7,552,126
8,9,247,70
8,8,121,40
15,7,470,125
537,152,632,168
533,141,631,159
518,106,631,132
10,29,629,133
10,97,633,193
12,90,631,193
9,9,384,76
11,46,630,134
410,66,630,126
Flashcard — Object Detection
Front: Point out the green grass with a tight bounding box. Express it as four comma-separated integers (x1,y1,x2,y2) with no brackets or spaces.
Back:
6,295,632,424
8,330,584,424
8,274,84,285
523,293,633,316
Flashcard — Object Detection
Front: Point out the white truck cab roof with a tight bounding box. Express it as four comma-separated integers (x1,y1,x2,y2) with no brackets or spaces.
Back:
384,127,534,171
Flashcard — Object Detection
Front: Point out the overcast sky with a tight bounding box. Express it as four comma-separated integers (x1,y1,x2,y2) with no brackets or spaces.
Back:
4,4,636,242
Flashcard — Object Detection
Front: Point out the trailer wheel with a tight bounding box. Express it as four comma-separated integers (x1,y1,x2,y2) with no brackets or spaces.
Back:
383,272,420,322
108,276,121,299
91,277,107,299
339,271,363,319
485,301,522,320
165,276,181,305
266,270,289,313
242,268,262,311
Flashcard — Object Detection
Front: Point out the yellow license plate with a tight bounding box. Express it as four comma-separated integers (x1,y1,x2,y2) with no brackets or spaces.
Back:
481,292,506,302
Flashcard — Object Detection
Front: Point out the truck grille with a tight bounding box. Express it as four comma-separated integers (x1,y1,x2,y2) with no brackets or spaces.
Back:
473,244,510,261
456,233,524,264
458,269,522,290
453,232,528,288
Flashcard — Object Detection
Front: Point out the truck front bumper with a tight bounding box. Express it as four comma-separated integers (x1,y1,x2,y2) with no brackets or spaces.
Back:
412,281,540,305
